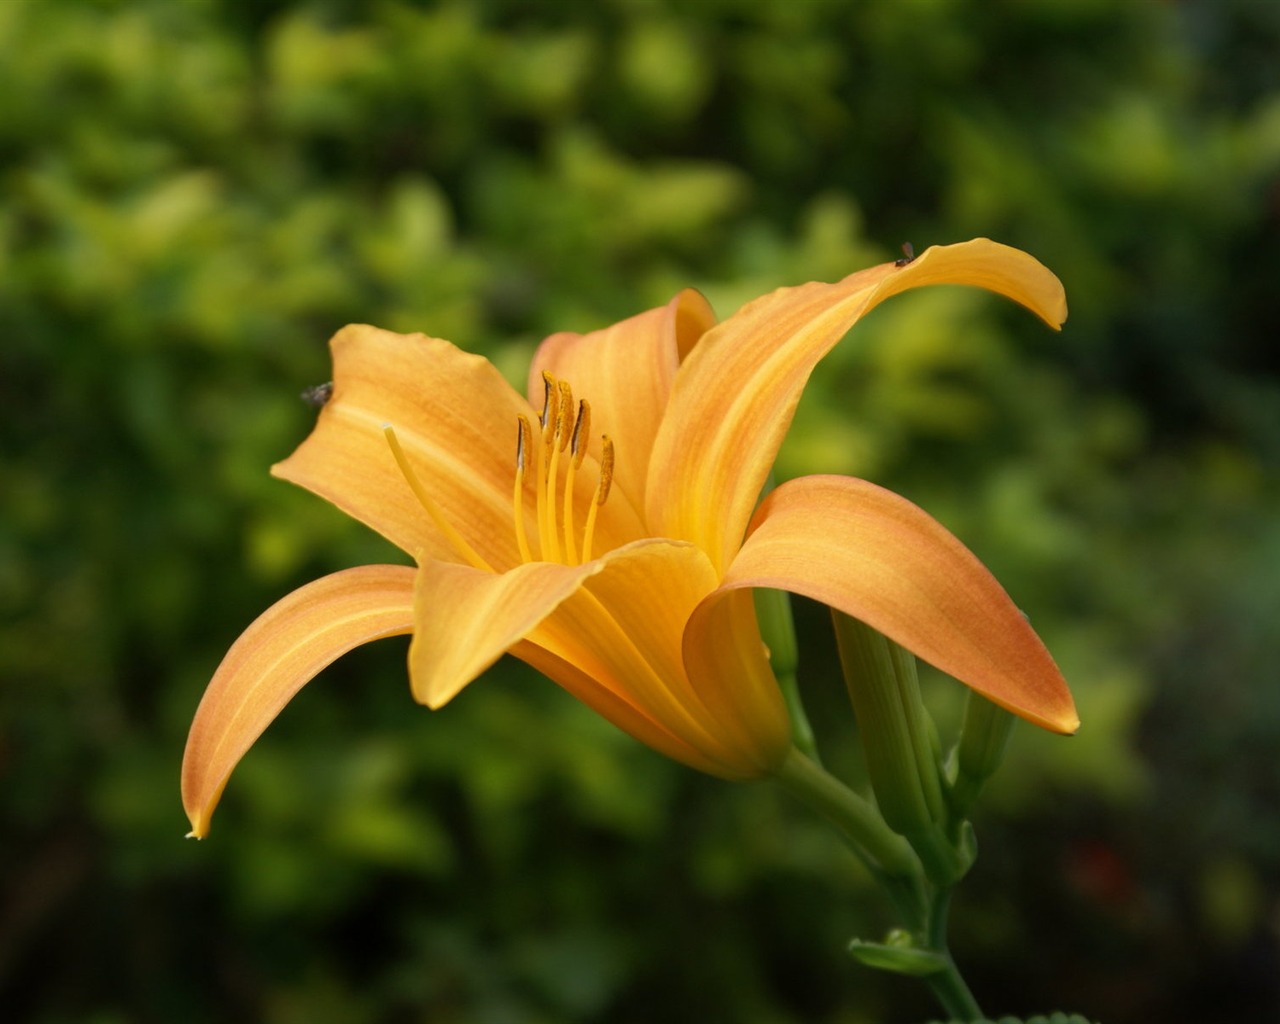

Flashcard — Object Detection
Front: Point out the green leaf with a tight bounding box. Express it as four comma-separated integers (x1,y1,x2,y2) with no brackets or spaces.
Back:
847,937,947,977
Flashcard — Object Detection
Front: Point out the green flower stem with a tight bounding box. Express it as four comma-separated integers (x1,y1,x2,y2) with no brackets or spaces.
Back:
755,586,820,763
754,472,817,765
904,824,974,890
775,748,985,1023
775,748,927,925
921,890,983,1022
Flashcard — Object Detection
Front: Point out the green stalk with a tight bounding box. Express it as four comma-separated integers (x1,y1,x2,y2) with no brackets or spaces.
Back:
921,890,983,1022
754,586,819,763
775,748,927,926
775,749,985,1021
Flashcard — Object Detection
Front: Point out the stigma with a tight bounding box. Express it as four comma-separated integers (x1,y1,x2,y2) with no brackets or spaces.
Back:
513,372,614,566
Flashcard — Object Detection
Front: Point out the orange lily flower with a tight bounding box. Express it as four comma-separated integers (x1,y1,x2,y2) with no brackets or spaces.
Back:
182,239,1078,838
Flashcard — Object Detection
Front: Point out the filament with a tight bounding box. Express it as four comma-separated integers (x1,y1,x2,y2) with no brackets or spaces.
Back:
512,416,534,564
581,435,613,564
383,425,494,572
513,374,614,567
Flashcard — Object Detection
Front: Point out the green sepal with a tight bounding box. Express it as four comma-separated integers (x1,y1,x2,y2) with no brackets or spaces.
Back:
847,931,948,977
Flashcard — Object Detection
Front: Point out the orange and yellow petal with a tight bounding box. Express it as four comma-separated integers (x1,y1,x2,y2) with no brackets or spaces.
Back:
409,537,773,778
408,557,603,708
648,239,1068,572
720,474,1078,734
544,538,765,775
528,289,716,513
181,564,417,838
273,324,536,569
682,585,794,777
510,639,737,778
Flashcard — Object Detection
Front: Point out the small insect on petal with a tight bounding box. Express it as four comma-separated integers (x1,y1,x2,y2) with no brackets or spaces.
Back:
894,242,916,267
301,382,334,407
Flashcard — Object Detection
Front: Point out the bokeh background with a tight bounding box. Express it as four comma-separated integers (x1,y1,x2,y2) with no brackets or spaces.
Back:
3,1,1278,1022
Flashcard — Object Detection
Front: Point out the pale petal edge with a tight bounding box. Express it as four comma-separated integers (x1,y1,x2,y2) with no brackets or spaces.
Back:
181,564,417,838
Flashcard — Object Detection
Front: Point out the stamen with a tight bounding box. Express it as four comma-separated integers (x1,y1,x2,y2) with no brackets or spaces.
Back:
513,379,614,567
596,435,614,504
570,400,591,466
383,425,494,572
512,416,534,564
562,399,589,564
536,373,559,559
581,434,613,563
556,381,574,452
540,380,573,564
539,371,555,430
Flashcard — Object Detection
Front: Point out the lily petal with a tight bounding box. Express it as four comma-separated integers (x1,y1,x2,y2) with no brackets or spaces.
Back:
649,239,1068,572
410,539,765,777
409,557,602,708
273,324,537,568
682,585,794,777
529,289,716,513
181,564,417,838
559,538,768,774
719,475,1079,734
510,639,735,777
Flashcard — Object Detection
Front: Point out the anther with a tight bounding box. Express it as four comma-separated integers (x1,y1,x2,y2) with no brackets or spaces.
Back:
539,371,556,430
557,381,574,452
515,415,531,472
596,435,614,506
570,400,590,466
581,435,613,563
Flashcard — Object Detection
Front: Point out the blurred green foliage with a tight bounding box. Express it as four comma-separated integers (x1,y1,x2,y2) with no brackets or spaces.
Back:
2,1,1278,1022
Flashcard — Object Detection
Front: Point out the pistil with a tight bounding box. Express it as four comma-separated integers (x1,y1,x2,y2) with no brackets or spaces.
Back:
536,372,558,563
562,399,590,564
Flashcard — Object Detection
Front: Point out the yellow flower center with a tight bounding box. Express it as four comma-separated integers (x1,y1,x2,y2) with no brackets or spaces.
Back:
513,371,613,567
381,371,613,572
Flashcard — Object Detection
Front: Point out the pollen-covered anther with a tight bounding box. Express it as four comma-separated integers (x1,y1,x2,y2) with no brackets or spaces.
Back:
556,381,574,451
538,371,556,431
570,400,590,466
581,434,613,563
